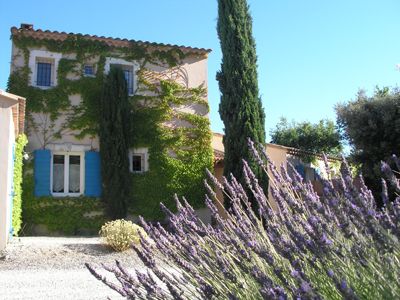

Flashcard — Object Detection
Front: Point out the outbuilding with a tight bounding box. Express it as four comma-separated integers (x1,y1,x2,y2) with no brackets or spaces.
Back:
0,90,25,250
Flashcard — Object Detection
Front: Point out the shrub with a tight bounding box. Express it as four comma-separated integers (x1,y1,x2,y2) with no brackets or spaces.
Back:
99,219,147,252
87,141,400,299
335,87,400,204
12,134,28,236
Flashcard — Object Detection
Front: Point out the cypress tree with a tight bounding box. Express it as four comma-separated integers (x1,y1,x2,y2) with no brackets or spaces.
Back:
217,0,266,208
99,67,131,219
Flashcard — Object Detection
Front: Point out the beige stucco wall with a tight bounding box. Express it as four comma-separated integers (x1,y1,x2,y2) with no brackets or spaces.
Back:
211,133,224,152
211,134,285,211
265,144,288,171
213,163,227,217
264,144,288,209
11,43,209,153
211,134,343,216
211,133,228,214
0,95,17,250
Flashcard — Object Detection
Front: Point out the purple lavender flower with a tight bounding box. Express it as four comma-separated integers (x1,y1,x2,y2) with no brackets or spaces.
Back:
88,140,400,300
300,282,311,293
291,270,300,278
327,269,334,278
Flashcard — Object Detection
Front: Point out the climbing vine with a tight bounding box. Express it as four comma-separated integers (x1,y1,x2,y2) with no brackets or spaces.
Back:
8,33,213,228
130,79,213,219
11,134,28,236
21,161,107,235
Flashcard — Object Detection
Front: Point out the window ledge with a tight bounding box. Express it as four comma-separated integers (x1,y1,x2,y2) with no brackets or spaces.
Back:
51,193,83,197
34,84,55,89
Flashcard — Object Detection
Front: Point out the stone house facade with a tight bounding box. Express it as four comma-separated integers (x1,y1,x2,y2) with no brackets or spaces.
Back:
7,24,213,232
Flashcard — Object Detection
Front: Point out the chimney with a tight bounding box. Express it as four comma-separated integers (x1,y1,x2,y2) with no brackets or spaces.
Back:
20,23,33,30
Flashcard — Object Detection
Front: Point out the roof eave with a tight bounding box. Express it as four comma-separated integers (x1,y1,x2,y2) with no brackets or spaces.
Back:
10,26,212,55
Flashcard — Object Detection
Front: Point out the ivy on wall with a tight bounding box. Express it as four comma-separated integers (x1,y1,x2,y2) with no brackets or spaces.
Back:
11,134,28,236
131,80,213,219
8,34,213,227
22,162,107,235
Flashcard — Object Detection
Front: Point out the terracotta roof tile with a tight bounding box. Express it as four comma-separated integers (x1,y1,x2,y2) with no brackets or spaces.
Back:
212,132,342,163
213,149,225,163
11,25,212,55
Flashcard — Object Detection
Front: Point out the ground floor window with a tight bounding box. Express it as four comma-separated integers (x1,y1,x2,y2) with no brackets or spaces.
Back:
51,152,84,196
129,148,149,173
131,154,145,172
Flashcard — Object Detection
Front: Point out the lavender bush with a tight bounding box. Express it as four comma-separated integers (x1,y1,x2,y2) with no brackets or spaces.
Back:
86,142,400,299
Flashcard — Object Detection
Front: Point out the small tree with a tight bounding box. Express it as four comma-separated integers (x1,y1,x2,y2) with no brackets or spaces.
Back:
336,87,400,204
270,118,342,160
99,67,131,219
217,0,266,208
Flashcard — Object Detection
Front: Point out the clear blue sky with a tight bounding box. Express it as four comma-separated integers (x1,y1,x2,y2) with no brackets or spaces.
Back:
1,0,399,141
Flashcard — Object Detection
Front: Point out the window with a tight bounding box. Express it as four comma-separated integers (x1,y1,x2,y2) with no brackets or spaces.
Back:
51,152,84,196
36,62,52,86
105,57,138,96
110,64,134,95
304,166,317,181
122,67,134,95
84,64,95,76
131,154,144,172
29,50,62,88
129,148,148,173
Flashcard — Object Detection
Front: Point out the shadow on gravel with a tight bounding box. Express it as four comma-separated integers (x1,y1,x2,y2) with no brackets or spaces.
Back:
63,243,114,256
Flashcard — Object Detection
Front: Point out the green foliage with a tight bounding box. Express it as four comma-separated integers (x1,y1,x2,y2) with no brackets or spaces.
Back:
270,117,343,162
8,31,213,229
21,162,107,235
336,87,400,203
11,134,28,236
99,219,147,251
216,0,266,208
130,79,213,220
100,67,131,219
7,67,70,120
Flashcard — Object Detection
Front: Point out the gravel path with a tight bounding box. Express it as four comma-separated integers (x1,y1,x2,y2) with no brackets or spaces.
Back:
0,237,145,299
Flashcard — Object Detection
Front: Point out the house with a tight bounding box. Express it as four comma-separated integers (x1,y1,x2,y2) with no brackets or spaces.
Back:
212,132,342,212
8,24,213,234
0,90,25,250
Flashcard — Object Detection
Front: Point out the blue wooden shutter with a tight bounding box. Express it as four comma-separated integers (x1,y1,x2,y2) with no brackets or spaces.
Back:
34,149,51,196
85,151,101,197
295,164,305,178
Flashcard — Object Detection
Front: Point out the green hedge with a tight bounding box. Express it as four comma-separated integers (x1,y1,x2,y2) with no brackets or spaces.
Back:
11,134,28,236
22,162,107,235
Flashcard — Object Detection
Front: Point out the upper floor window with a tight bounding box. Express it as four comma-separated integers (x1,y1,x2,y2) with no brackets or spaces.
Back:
122,66,134,95
111,65,133,95
36,60,53,87
28,50,62,89
84,64,95,77
105,57,138,96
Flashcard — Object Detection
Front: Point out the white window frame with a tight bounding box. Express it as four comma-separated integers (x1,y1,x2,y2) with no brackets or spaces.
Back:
105,57,139,96
50,151,85,197
28,50,62,89
129,148,149,173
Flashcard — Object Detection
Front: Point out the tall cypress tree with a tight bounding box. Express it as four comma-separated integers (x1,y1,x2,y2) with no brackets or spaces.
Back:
217,0,266,208
99,67,131,219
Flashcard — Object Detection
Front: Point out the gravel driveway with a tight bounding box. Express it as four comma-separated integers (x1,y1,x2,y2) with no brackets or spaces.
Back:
0,237,144,299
